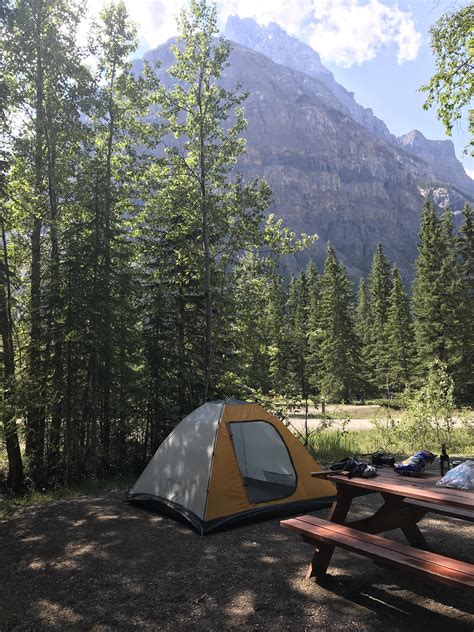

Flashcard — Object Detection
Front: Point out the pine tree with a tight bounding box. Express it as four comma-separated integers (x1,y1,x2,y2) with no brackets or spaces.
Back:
353,278,373,397
355,278,371,349
150,0,272,401
457,204,474,400
0,0,330,490
230,254,275,394
367,243,391,393
4,0,92,484
0,0,24,492
412,201,463,383
0,218,23,492
318,244,360,402
305,259,321,397
267,274,288,392
86,0,154,471
286,272,309,401
386,266,414,390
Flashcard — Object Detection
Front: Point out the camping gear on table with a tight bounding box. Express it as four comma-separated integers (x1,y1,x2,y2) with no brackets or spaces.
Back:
364,451,396,467
328,457,377,479
436,460,474,490
127,399,335,533
394,449,435,476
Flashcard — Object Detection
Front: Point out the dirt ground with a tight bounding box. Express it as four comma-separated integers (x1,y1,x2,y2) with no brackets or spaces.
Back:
0,489,473,631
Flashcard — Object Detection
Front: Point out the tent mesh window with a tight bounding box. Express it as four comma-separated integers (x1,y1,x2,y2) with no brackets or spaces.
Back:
229,421,297,504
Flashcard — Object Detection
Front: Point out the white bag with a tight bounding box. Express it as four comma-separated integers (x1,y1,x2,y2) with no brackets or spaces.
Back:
436,460,474,490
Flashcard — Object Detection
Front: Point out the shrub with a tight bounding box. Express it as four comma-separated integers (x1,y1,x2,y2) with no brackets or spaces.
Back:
398,360,455,449
367,397,404,410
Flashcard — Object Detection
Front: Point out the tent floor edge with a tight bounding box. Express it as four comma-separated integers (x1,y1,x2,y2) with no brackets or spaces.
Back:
126,493,205,534
126,493,335,535
202,497,336,534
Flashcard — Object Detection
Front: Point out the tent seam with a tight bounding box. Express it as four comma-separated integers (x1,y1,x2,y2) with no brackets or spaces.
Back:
202,400,226,529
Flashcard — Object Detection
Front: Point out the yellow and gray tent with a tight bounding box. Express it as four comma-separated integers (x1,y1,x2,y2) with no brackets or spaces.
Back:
127,400,335,533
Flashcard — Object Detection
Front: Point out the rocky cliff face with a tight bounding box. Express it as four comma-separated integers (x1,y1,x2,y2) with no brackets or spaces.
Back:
399,130,472,194
225,17,396,144
137,36,473,280
225,16,474,199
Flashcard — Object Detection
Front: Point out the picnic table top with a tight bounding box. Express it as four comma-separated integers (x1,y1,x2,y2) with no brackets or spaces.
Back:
311,467,474,512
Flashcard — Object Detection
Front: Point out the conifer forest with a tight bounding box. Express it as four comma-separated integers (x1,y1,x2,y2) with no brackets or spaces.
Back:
0,0,473,494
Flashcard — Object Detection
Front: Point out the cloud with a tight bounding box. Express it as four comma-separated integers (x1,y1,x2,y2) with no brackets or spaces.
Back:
466,168,474,181
218,0,311,36
83,0,184,48
306,0,422,66
219,0,421,67
126,0,181,47
83,0,422,67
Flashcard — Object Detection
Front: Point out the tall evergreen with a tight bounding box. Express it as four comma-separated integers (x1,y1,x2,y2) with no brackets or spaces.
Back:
230,254,275,395
286,272,309,401
318,244,360,402
267,274,288,391
0,0,316,490
355,278,371,349
0,1,24,491
148,0,274,402
4,0,92,484
305,259,321,397
386,266,414,390
457,204,474,400
367,243,391,393
83,0,158,473
354,278,373,395
412,201,463,382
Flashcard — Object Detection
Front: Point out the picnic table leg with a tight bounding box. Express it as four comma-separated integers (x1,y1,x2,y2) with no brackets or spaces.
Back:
306,486,355,579
347,493,428,549
380,493,429,549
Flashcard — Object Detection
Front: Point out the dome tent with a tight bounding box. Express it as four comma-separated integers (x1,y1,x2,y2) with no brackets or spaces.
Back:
127,400,335,533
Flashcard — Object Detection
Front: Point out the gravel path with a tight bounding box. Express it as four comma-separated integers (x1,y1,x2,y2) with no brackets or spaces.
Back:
287,404,380,432
288,417,374,431
0,490,473,631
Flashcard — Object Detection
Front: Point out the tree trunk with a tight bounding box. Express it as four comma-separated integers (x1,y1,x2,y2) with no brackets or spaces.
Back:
45,122,63,478
202,202,212,401
100,65,117,472
84,161,100,476
0,218,24,492
64,253,73,485
177,291,186,405
198,80,212,401
25,0,45,486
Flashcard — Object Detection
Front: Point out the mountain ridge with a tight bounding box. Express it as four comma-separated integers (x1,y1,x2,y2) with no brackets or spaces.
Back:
135,32,473,281
224,15,473,197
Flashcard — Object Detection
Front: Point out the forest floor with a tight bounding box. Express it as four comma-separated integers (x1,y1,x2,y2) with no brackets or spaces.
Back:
1,483,473,631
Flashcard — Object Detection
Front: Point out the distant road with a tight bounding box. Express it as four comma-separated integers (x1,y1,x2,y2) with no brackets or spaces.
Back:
286,404,466,433
286,404,387,433
288,416,373,432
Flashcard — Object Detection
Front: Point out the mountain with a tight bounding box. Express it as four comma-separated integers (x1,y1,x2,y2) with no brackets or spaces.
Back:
224,16,474,199
136,33,473,280
398,129,472,193
225,16,395,144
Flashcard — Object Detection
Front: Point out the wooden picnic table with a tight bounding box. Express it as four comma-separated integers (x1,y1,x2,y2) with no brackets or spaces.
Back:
281,468,474,591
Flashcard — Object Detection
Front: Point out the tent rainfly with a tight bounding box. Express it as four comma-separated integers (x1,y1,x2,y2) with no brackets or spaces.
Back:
127,400,335,533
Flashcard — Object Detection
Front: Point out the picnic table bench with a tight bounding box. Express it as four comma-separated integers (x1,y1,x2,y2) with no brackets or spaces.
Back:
281,468,474,591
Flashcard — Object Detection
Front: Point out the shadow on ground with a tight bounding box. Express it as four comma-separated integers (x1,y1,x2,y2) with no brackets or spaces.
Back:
0,491,472,630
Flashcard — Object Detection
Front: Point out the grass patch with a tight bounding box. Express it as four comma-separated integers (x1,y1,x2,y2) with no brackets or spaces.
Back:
305,429,378,464
0,474,135,520
303,427,474,466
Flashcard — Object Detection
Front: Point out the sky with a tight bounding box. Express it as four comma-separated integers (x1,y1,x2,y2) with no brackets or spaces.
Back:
85,0,473,177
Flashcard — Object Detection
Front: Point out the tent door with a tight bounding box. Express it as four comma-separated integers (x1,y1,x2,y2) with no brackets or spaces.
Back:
228,421,297,504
